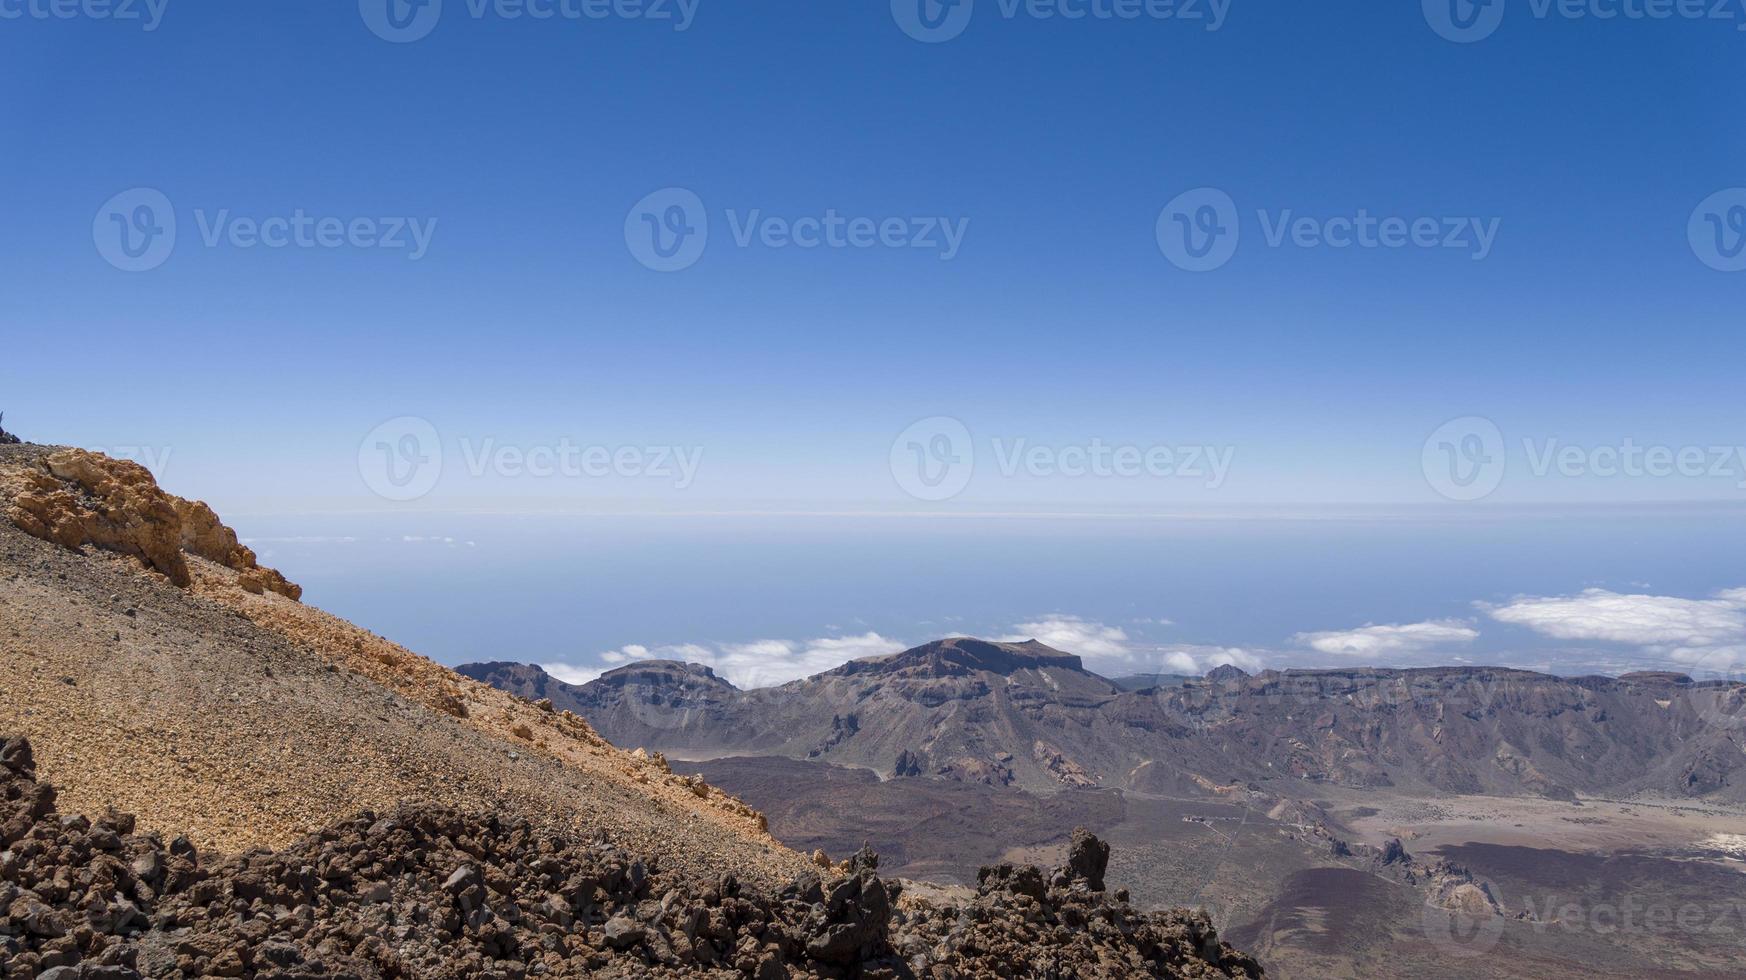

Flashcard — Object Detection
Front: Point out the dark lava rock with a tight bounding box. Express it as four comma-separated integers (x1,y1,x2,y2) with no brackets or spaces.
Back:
0,735,1262,979
1381,837,1409,865
1065,825,1111,891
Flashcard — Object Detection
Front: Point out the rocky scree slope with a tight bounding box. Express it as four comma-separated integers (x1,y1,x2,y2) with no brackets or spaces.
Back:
0,444,792,884
0,735,1262,979
470,642,1746,802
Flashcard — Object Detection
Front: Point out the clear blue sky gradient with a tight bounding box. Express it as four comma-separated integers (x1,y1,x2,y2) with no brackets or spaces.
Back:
5,2,1744,508
3,2,1744,675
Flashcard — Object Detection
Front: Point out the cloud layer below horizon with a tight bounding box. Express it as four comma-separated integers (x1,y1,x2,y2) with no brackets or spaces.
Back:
1484,587,1746,672
535,586,1746,690
1294,620,1480,659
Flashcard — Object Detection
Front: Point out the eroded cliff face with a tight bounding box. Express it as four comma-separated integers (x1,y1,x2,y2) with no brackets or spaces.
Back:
476,651,1746,803
483,638,1135,791
1,448,300,600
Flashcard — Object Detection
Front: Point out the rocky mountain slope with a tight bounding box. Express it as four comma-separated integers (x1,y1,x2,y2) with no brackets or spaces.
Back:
467,640,1746,802
0,443,1264,978
0,444,794,880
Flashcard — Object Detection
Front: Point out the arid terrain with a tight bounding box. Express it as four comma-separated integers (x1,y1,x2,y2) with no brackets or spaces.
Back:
0,442,1263,979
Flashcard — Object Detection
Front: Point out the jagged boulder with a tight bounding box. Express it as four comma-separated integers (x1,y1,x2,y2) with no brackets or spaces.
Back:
892,748,923,778
1380,837,1409,866
170,498,300,599
2,449,300,600
804,863,896,964
950,830,1263,979
1064,824,1111,890
5,450,189,586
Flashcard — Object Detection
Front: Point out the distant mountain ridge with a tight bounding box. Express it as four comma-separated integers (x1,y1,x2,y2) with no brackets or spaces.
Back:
463,638,1746,802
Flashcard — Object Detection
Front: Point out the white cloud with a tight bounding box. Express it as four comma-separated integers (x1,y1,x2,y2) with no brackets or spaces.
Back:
1485,588,1746,671
1155,644,1264,675
999,615,1132,659
541,662,607,685
1294,620,1479,659
1161,650,1198,674
718,639,797,661
998,616,1264,677
1199,646,1265,672
582,632,907,689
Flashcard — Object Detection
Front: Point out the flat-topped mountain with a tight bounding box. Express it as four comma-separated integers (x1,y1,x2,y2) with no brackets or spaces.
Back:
468,647,1746,802
829,636,1091,678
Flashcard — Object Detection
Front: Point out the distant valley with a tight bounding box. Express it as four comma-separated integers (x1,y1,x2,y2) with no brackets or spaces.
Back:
463,637,1746,978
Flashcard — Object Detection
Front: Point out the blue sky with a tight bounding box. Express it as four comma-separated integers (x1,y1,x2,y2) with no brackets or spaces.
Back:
3,1,1744,682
